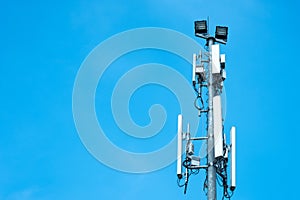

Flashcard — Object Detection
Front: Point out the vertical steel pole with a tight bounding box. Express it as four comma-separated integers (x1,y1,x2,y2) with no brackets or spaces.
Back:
207,38,216,200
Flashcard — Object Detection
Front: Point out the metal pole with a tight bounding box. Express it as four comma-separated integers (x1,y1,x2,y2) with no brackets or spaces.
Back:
207,37,216,200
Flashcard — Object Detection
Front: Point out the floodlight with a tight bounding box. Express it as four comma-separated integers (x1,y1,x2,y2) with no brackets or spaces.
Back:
194,20,208,35
215,26,228,42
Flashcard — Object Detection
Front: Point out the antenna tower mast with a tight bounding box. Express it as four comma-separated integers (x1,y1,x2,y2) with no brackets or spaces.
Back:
176,20,236,200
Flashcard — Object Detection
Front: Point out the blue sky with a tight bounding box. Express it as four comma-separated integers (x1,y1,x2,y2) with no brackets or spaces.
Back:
1,0,300,199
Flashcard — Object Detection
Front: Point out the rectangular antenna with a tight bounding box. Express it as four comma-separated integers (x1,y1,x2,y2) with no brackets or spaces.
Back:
211,44,220,74
213,95,223,158
230,126,236,191
192,54,196,83
177,114,183,179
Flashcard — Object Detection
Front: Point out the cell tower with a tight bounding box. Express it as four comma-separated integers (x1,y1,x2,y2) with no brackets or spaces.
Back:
176,20,236,200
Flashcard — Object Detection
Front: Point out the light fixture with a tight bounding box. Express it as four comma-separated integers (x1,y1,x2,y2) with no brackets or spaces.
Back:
194,20,208,35
215,26,228,42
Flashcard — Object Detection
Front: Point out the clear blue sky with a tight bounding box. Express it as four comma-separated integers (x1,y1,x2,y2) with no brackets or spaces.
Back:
1,0,300,199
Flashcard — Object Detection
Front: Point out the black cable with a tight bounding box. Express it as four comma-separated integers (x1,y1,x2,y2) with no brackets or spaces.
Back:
179,158,202,195
194,94,205,111
177,178,186,187
193,84,199,94
216,174,224,186
184,176,188,194
213,157,235,200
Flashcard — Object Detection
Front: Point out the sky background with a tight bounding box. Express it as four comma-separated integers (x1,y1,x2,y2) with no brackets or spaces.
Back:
1,0,300,199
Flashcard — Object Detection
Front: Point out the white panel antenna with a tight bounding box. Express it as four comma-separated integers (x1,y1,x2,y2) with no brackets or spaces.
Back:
211,44,220,74
213,95,223,158
192,54,196,83
230,126,236,191
177,114,183,179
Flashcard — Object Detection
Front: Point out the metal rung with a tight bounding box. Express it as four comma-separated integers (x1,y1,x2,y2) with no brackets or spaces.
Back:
190,137,208,140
